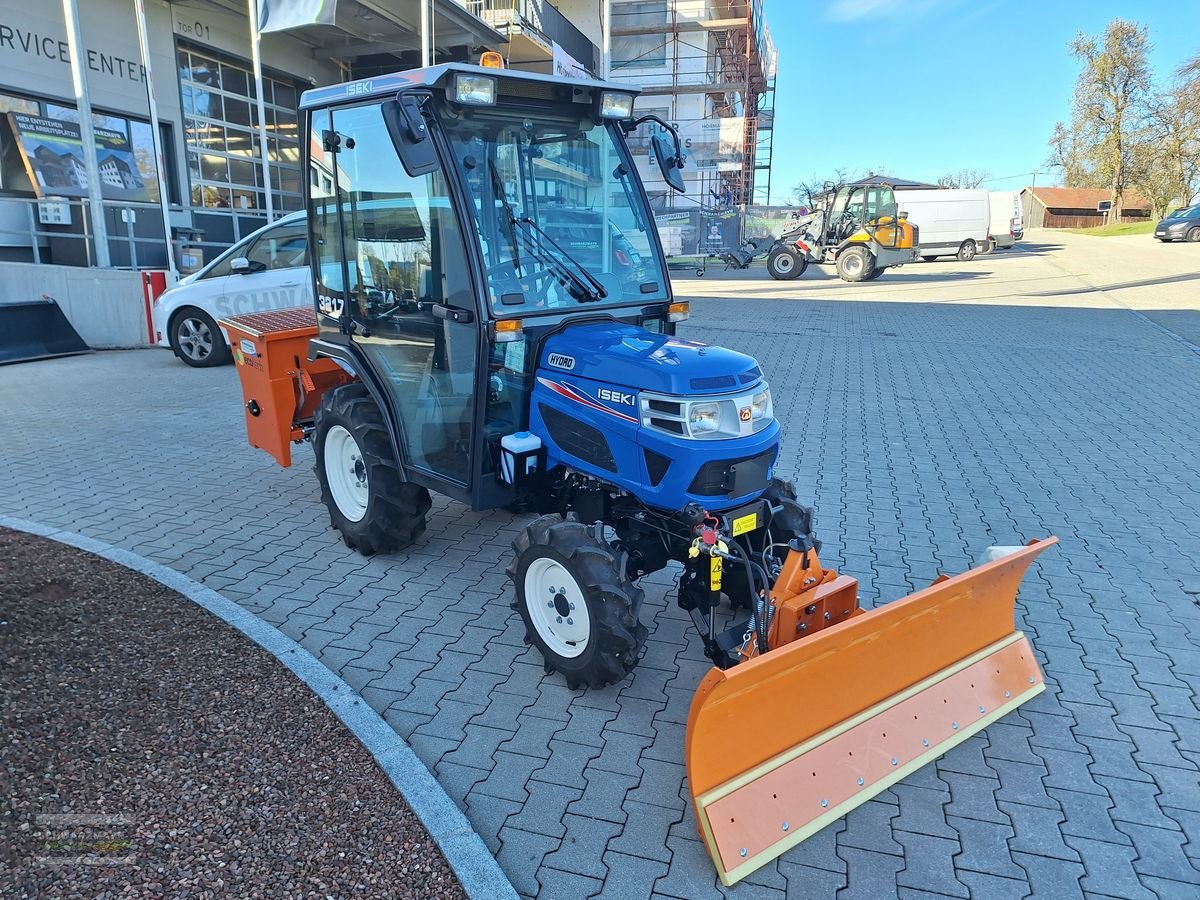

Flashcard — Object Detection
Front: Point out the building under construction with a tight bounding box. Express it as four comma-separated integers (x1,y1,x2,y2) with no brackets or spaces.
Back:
608,0,777,241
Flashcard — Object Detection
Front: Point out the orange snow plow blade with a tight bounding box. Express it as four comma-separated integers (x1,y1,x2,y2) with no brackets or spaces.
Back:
686,537,1057,886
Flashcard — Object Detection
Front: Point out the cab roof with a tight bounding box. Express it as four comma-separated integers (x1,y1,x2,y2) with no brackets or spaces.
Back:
299,63,641,111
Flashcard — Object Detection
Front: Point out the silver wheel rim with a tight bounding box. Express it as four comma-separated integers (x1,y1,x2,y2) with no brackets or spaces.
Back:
843,253,863,275
177,317,213,361
324,425,368,523
773,253,794,274
961,242,975,260
524,557,591,658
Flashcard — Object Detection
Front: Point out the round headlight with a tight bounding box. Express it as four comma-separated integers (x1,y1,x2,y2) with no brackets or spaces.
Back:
688,402,721,434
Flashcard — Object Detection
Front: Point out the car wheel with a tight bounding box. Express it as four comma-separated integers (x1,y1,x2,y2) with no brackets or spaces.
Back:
169,307,230,368
922,255,937,262
766,247,807,280
957,239,977,262
1187,226,1200,242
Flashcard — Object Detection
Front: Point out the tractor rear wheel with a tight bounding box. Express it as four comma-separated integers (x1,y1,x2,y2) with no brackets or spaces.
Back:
314,383,431,556
767,247,806,280
836,247,873,282
509,516,646,689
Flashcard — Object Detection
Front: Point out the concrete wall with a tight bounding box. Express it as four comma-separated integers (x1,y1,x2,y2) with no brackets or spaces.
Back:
0,261,148,348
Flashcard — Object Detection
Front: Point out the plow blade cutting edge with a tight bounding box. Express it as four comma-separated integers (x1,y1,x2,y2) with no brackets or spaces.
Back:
685,537,1058,885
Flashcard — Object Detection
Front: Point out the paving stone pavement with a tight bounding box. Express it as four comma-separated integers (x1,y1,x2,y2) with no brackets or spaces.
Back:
3,288,1200,898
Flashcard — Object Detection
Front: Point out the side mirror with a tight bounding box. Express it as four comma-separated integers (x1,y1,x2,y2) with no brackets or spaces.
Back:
230,256,252,274
382,95,439,177
651,132,685,193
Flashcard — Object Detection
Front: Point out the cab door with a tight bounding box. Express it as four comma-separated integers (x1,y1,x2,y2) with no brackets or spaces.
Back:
312,102,481,490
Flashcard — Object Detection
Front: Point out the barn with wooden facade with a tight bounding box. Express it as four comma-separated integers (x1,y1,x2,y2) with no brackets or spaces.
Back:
1021,187,1152,229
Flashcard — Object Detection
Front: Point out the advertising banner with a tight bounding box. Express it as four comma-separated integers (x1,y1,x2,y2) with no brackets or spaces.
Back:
7,112,150,202
679,117,745,173
258,0,338,33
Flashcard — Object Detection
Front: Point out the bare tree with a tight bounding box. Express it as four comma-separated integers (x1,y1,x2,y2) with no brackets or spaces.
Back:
935,168,992,189
1064,19,1153,221
1137,83,1200,215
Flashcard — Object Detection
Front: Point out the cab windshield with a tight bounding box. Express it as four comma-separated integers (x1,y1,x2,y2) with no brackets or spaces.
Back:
438,105,668,314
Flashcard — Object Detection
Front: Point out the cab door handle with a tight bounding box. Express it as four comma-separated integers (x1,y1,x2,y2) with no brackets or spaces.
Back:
431,303,474,324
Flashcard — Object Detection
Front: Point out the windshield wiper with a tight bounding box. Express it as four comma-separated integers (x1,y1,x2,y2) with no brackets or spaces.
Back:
514,216,608,302
487,159,521,272
487,159,601,303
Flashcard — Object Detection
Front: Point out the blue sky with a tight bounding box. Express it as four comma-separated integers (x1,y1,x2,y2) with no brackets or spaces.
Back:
763,0,1200,202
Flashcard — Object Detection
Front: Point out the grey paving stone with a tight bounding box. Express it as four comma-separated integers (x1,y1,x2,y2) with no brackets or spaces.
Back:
1115,820,1200,884
955,871,1032,900
889,784,956,840
836,846,905,900
1065,834,1155,900
1001,801,1080,863
464,790,521,855
839,798,903,857
894,831,968,898
1010,851,1085,899
1049,787,1131,847
778,861,848,898
943,771,1010,826
503,779,582,840
565,768,639,825
497,826,561,899
542,814,623,881
605,799,680,864
1096,774,1175,829
947,814,1025,881
473,750,545,803
653,835,725,900
536,866,603,899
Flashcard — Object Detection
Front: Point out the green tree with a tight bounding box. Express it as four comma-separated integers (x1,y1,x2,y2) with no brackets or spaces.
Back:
1061,20,1153,221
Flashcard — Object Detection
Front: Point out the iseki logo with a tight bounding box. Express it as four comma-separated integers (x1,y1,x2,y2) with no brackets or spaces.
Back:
739,406,752,422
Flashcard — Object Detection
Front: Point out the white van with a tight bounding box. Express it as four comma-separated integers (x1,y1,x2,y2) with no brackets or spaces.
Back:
988,190,1024,249
896,188,991,261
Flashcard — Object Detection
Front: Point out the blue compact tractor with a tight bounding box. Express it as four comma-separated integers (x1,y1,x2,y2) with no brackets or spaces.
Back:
226,62,821,688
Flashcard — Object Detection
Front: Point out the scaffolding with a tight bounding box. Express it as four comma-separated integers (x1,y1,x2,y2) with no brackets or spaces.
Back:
609,1,777,214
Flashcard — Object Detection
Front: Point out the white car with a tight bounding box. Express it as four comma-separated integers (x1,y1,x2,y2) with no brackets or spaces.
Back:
152,212,311,367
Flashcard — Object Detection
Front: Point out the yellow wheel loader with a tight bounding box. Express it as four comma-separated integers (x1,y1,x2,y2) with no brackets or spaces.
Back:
767,180,919,282
220,61,1055,885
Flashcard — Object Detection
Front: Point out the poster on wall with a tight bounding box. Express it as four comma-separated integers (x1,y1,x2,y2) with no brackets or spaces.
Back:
6,112,151,203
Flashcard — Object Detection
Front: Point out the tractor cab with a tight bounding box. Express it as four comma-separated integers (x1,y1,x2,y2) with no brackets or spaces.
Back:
296,64,714,512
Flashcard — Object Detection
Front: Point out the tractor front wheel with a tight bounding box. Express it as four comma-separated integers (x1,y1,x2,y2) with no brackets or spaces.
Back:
314,383,431,556
767,247,806,280
836,246,874,282
509,516,646,689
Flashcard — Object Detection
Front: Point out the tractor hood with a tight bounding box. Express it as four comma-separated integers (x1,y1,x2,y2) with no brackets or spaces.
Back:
539,322,763,396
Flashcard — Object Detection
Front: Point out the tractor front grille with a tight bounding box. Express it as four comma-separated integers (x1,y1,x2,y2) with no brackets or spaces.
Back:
540,403,617,473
